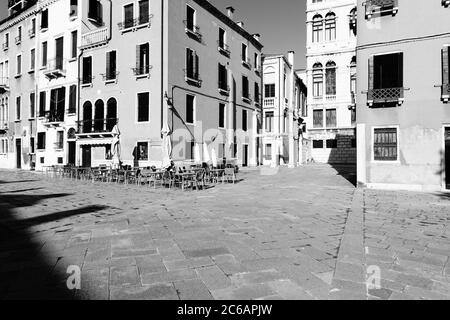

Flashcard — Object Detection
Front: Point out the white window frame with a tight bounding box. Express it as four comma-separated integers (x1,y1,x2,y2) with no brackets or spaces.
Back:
29,47,36,72
371,125,401,164
136,140,150,161
16,53,22,77
15,96,21,121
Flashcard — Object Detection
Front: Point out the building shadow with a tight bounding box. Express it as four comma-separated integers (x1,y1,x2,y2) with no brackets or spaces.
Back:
326,133,357,187
0,190,110,300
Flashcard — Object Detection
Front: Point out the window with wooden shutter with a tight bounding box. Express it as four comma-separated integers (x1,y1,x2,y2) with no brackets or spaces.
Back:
218,63,227,90
313,109,323,128
30,92,35,118
41,9,48,29
369,53,404,106
194,52,199,79
326,109,336,127
68,85,76,113
374,128,398,161
367,56,374,102
442,46,450,100
106,51,116,80
39,91,46,117
186,94,195,124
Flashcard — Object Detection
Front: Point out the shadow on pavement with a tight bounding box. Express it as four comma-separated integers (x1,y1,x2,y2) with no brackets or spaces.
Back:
0,189,110,300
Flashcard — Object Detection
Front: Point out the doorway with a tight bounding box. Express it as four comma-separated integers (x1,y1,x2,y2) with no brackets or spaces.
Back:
445,128,450,190
242,144,248,167
68,141,76,166
81,145,91,168
16,139,21,169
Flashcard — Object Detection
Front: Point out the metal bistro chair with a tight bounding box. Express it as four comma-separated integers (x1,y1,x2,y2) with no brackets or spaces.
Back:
190,169,205,191
223,167,236,184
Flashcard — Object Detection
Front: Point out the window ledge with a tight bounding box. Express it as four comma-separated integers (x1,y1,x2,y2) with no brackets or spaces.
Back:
69,15,78,21
14,119,21,123
135,74,150,80
68,58,77,63
371,160,401,165
28,69,35,74
14,74,22,79
81,83,93,88
41,28,48,33
105,79,117,84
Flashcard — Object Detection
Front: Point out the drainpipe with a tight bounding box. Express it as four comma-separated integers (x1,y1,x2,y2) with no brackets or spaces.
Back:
287,51,295,168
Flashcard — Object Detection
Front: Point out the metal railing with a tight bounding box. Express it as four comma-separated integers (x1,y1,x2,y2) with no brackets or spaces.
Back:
242,93,252,103
77,118,118,134
241,57,251,69
81,27,109,48
15,35,21,44
367,87,404,105
132,65,152,76
28,28,35,38
218,42,230,56
264,98,275,107
2,42,9,51
101,71,119,82
184,69,202,86
118,14,154,30
43,57,67,78
183,21,202,40
44,110,64,123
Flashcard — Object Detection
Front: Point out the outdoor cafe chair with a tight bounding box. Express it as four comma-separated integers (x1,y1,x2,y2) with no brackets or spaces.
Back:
189,169,205,191
223,167,236,184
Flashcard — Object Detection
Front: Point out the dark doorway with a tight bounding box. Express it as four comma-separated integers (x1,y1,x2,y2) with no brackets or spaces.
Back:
446,128,450,190
242,144,248,167
81,146,91,168
68,141,76,166
16,139,21,169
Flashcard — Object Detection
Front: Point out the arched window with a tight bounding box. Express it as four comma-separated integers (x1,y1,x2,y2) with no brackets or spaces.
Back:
67,128,76,140
325,12,336,41
312,63,323,97
94,99,105,132
326,61,337,96
312,15,323,43
349,8,357,36
106,98,117,131
82,101,92,133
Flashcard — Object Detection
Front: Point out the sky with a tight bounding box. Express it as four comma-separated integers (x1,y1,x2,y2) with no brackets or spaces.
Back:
210,0,306,69
0,0,307,68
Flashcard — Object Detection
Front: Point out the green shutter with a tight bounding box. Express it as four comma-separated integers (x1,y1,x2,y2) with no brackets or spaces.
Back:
443,47,450,95
368,56,374,101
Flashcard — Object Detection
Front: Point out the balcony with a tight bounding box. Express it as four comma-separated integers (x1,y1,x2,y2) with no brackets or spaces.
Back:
132,65,152,78
365,0,398,20
0,77,10,94
0,122,8,134
8,0,21,8
15,35,21,45
28,28,35,38
367,87,404,107
81,27,109,49
242,57,251,70
218,42,230,57
43,110,64,126
264,98,275,107
443,0,450,8
118,14,154,32
184,21,202,42
77,118,118,137
101,71,119,83
184,69,202,87
2,42,9,51
43,57,66,79
442,84,450,103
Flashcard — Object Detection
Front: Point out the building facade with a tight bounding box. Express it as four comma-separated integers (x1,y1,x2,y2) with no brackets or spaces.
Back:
305,0,357,164
356,0,450,191
261,52,307,167
0,0,263,170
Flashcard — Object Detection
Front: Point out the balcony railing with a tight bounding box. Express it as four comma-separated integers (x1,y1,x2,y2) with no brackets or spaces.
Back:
81,27,109,49
77,118,118,135
0,77,10,94
184,21,202,42
242,93,252,104
242,57,251,69
218,82,230,95
44,110,64,124
365,0,398,19
218,42,230,57
43,57,67,79
118,14,154,31
367,87,404,106
28,28,35,38
8,0,21,8
101,71,119,82
2,42,9,51
264,98,275,107
132,65,152,77
184,69,202,87
442,84,450,103
15,35,21,45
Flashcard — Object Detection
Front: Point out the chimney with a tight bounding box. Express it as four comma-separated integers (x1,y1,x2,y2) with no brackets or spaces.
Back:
237,21,244,28
288,51,295,66
226,6,235,20
253,34,261,42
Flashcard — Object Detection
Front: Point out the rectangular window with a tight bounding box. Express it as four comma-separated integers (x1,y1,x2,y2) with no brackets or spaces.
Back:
17,26,22,44
313,109,323,128
16,96,21,120
42,41,47,67
106,50,117,80
138,0,149,25
241,43,248,62
30,137,35,154
39,91,46,117
326,139,337,149
242,75,249,98
124,3,134,29
254,53,259,69
37,132,46,150
68,85,76,113
70,0,78,17
136,142,148,160
218,63,227,90
30,18,36,37
254,83,260,103
82,56,92,84
186,5,195,31
30,92,35,118
326,109,336,127
373,53,403,90
41,9,48,29
137,92,149,122
56,131,64,149
265,144,272,160
313,140,324,149
242,110,248,131
71,30,77,59
185,48,199,80
219,28,226,49
442,46,450,98
186,94,195,124
374,128,398,161
30,48,35,71
16,55,21,75
219,103,225,128
135,43,149,75
265,111,274,132
88,0,102,24
265,84,275,98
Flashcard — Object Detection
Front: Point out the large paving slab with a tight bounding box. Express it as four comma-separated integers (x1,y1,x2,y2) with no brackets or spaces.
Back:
1,165,449,300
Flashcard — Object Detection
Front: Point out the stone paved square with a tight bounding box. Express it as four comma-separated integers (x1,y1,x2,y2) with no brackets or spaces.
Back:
0,165,449,300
